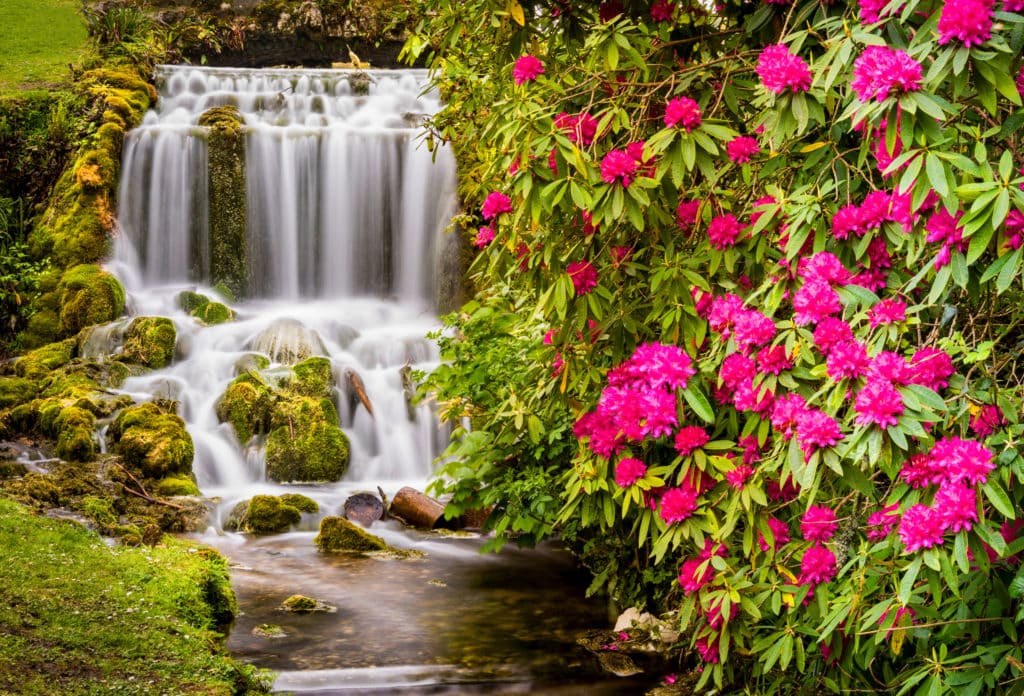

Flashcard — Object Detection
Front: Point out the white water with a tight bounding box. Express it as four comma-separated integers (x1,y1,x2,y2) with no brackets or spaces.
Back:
107,65,460,516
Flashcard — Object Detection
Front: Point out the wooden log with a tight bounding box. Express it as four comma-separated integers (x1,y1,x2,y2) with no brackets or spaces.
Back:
389,486,447,529
343,492,384,527
345,368,374,417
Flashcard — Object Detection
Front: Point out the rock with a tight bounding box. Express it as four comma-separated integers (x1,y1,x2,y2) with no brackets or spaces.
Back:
121,316,177,369
153,475,201,497
279,492,318,513
0,377,37,409
53,406,97,462
248,318,327,365
314,515,387,553
291,356,334,396
614,607,658,634
343,492,383,527
108,402,194,478
223,494,302,534
192,300,235,325
253,624,288,638
57,264,126,336
390,487,447,529
14,339,76,381
281,594,334,613
216,372,276,445
265,402,349,482
200,105,248,299
596,650,642,677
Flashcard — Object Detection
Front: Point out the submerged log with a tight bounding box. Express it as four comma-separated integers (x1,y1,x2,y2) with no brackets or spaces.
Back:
390,486,447,529
345,368,374,417
343,492,384,527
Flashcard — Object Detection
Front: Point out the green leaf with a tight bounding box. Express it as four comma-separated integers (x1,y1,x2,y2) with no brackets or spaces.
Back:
982,479,1016,519
683,383,715,423
898,555,922,605
926,153,950,199
997,248,1021,294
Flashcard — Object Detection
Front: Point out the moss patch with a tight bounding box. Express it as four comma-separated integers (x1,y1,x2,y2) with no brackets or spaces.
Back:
14,338,76,380
291,356,334,396
57,264,125,336
314,515,388,553
0,376,38,408
109,402,194,479
279,492,318,514
266,417,348,483
199,105,247,299
193,300,235,325
215,372,277,445
154,475,201,497
122,316,177,369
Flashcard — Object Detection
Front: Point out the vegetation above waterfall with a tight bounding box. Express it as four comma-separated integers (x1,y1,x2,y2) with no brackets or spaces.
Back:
407,0,1024,691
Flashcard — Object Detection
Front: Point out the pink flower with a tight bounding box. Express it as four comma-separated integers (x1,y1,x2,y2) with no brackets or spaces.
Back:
758,517,791,551
757,345,792,375
801,505,839,542
725,465,756,490
937,0,994,46
926,207,966,269
826,339,870,381
732,310,776,352
1007,0,1024,10
859,0,901,21
708,293,746,336
678,558,714,594
813,318,854,355
677,199,701,231
650,0,676,20
799,545,837,586
869,351,912,385
800,251,851,285
608,342,695,391
869,297,907,328
674,425,710,457
615,457,648,487
851,46,923,101
792,280,841,325
756,44,813,95
1005,210,1024,250
555,112,598,145
481,192,512,220
866,503,900,541
771,392,807,439
796,408,843,458
854,378,905,428
899,504,947,552
567,260,598,295
832,204,864,240
600,149,637,187
970,404,1003,437
707,213,743,249
908,347,954,391
665,96,702,131
726,136,760,163
696,635,719,663
660,485,699,524
929,437,995,485
718,352,755,391
934,482,978,533
474,226,495,248
899,452,946,489
513,54,545,84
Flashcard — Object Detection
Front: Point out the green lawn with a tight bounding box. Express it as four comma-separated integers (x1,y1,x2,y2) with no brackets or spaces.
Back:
0,0,91,97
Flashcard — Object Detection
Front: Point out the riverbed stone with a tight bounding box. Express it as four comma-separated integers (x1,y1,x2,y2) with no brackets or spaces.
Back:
314,515,387,553
108,402,194,478
121,316,177,369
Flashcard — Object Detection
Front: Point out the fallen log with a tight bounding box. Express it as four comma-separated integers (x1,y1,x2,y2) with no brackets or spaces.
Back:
345,368,374,417
389,486,448,529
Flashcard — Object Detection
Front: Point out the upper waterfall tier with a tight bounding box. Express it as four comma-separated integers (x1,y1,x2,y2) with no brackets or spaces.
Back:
116,65,459,305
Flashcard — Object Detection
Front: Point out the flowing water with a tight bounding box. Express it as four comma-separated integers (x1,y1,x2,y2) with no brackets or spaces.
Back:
102,65,655,693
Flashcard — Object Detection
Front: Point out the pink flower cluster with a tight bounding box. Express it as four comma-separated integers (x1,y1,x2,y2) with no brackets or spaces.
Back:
664,96,702,131
726,136,760,163
850,46,922,102
513,55,544,84
970,404,1004,437
678,539,727,594
660,484,699,524
868,297,907,328
674,425,710,457
567,260,598,295
756,44,813,95
481,191,512,220
801,505,838,542
615,457,647,487
600,142,652,188
866,504,900,541
799,545,837,587
925,207,967,268
898,437,995,552
555,111,598,146
677,199,701,231
937,0,994,46
758,517,791,551
474,226,495,248
707,293,776,353
793,252,849,325
575,343,695,457
707,214,743,249
858,0,903,22
650,0,676,21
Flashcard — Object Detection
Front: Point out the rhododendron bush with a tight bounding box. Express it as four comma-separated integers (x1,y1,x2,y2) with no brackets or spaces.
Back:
404,0,1024,691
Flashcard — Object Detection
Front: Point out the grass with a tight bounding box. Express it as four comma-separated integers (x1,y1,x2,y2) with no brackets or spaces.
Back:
0,497,271,695
0,0,92,97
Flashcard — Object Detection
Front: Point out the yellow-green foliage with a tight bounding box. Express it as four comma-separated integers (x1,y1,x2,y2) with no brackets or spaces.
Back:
57,263,125,336
314,515,387,553
109,402,194,479
154,475,201,497
215,372,276,444
0,377,36,409
193,300,234,325
265,402,349,483
122,316,177,369
14,338,76,380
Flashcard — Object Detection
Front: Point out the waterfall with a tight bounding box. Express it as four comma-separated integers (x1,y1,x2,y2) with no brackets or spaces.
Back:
108,65,460,503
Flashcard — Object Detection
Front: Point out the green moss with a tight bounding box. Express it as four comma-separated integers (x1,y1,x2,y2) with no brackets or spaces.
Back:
192,300,234,325
154,475,201,497
48,194,114,269
0,376,38,409
109,402,194,479
53,405,96,462
265,415,348,483
177,290,210,313
215,372,277,445
200,105,247,299
14,338,76,380
279,493,319,514
245,495,302,534
122,316,177,369
80,495,117,530
22,308,61,349
314,515,387,553
57,264,125,336
0,461,28,479
281,594,332,613
292,356,333,396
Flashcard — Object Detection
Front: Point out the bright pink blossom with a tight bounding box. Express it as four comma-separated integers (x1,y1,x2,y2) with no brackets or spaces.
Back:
665,96,702,131
677,199,701,231
832,205,864,240
970,404,1004,437
757,345,792,375
813,318,854,355
792,280,841,325
555,112,598,145
650,0,676,20
868,297,906,328
934,482,978,533
660,485,699,524
899,452,946,489
608,342,695,391
758,517,791,551
707,213,743,249
926,208,966,269
726,465,756,490
826,339,870,381
600,149,637,187
802,506,839,542
474,226,495,248
513,54,545,84
937,0,994,46
481,192,512,220
732,310,776,353
855,378,905,428
866,504,900,541
674,426,710,457
771,393,807,439
800,252,851,285
899,504,947,552
615,457,647,487
859,0,902,22
851,46,922,102
909,347,954,391
799,545,837,586
1005,210,1024,250
929,437,995,485
726,136,760,163
796,408,843,458
696,635,719,663
869,351,912,385
567,260,598,295
756,44,813,94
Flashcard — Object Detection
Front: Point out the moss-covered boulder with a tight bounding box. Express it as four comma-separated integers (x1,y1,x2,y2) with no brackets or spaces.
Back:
291,356,334,396
280,594,334,613
265,414,349,483
314,515,388,553
215,372,277,445
54,406,97,462
14,339,77,381
57,264,125,336
193,301,234,325
0,377,37,409
222,494,302,534
154,475,201,497
121,317,177,369
279,493,318,514
199,105,247,300
109,402,194,479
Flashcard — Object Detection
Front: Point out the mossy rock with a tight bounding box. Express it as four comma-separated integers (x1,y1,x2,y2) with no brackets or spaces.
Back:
215,373,276,445
223,495,301,534
154,475,201,497
0,377,38,409
192,546,238,627
122,317,177,369
291,356,333,397
192,301,234,325
109,402,194,479
234,353,270,375
54,406,97,462
177,290,210,314
280,594,333,613
269,394,338,431
266,421,348,483
314,515,387,553
79,495,117,530
14,339,76,381
0,461,28,479
279,493,318,514
58,265,125,337
198,105,245,133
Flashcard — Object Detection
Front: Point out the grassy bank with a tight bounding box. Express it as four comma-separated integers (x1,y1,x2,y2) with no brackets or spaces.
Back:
0,0,91,98
0,497,269,694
